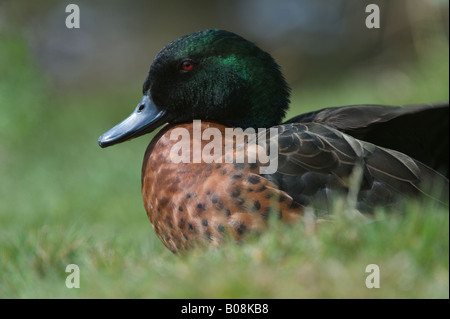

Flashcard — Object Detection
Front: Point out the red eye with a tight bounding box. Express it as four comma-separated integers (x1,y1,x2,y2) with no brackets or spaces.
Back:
181,60,195,72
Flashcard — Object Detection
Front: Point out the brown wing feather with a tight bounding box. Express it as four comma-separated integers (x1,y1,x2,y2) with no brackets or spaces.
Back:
261,122,448,211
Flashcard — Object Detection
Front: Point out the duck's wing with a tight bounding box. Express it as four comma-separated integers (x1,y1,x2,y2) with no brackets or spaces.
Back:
260,122,448,213
283,102,449,177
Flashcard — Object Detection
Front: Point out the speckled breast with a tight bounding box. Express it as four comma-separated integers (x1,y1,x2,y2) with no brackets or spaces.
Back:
141,122,303,253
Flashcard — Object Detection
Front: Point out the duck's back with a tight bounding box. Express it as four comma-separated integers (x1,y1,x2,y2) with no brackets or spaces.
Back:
262,121,449,213
284,103,449,177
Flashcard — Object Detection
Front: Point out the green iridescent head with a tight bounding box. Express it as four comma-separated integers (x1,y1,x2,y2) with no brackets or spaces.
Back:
145,29,290,128
98,29,291,148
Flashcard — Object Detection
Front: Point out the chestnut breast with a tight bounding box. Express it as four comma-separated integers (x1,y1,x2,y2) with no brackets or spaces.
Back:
141,121,303,253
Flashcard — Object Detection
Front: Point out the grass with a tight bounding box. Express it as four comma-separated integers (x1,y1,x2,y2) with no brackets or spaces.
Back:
0,34,448,299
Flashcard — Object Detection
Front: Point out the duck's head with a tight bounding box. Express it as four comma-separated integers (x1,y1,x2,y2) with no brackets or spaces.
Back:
98,29,290,148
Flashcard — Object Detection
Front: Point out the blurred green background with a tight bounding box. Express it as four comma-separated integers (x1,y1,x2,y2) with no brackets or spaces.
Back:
0,0,448,298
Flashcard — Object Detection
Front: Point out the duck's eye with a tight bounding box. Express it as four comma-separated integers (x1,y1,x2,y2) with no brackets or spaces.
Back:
180,60,195,72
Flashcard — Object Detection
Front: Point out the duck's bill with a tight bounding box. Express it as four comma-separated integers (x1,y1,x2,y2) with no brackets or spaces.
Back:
98,95,168,148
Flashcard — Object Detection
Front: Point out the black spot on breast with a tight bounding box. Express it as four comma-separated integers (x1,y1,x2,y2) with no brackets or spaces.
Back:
186,193,191,199
178,206,183,212
188,223,194,231
206,190,211,195
234,163,246,170
202,219,208,227
235,223,247,235
232,174,243,179
222,169,228,175
247,175,261,184
211,194,219,203
231,188,241,197
183,234,188,241
256,185,267,192
226,209,231,216
216,164,222,169
218,224,225,232
253,200,261,211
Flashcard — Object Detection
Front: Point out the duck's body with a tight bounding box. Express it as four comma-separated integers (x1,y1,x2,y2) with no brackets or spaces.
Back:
99,29,449,254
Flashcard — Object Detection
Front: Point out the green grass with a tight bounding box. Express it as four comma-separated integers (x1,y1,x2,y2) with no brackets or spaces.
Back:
0,34,448,299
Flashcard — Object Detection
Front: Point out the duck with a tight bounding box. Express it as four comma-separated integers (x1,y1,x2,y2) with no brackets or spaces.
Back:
98,29,449,254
